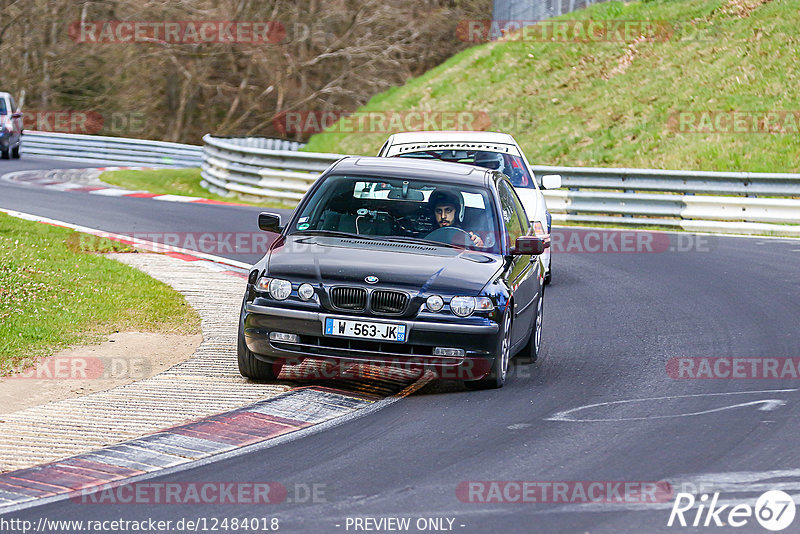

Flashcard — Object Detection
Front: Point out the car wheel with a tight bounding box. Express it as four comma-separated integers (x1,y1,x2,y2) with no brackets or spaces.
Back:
237,299,281,381
465,306,511,390
520,287,544,362
11,144,20,159
1,148,8,159
544,255,552,285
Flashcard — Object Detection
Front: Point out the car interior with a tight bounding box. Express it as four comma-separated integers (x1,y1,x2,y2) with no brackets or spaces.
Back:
296,176,500,252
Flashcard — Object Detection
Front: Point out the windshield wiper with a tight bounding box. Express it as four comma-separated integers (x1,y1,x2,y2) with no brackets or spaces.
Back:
378,236,462,249
297,230,377,240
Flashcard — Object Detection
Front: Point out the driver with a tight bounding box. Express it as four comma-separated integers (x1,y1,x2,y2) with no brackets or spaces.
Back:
428,190,485,248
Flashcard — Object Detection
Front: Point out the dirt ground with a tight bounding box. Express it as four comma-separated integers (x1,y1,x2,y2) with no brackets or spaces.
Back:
0,331,201,414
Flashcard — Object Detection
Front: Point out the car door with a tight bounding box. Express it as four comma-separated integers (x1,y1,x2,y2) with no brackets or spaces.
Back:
497,179,536,347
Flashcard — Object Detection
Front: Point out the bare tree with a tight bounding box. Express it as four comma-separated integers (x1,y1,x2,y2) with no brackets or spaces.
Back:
0,0,490,142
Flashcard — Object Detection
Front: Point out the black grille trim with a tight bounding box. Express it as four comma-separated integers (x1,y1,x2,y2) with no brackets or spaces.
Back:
330,287,367,311
371,290,409,314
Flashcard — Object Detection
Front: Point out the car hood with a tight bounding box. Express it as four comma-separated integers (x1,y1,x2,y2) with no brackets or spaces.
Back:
267,235,502,295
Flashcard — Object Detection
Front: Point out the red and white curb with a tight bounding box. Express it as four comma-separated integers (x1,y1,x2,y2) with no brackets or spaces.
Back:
0,380,430,512
0,207,432,513
0,208,250,278
2,167,249,207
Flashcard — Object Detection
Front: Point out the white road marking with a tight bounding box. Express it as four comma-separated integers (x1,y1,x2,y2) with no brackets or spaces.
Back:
0,207,251,271
152,194,203,202
545,389,797,422
88,188,148,196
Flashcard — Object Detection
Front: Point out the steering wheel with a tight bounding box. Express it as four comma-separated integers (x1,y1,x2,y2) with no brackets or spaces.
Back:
426,226,473,247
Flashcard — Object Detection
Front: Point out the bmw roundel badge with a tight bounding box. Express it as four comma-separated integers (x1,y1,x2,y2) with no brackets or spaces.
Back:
365,275,379,284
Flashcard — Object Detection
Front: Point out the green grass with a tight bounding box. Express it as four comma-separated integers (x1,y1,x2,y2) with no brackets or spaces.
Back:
0,213,201,375
100,168,296,208
303,0,800,173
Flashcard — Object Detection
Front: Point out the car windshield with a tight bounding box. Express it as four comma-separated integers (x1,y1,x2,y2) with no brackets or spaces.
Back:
0,100,6,115
290,174,502,254
395,149,536,189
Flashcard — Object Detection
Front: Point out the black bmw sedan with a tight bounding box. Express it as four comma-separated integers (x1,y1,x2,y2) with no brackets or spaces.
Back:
238,156,548,389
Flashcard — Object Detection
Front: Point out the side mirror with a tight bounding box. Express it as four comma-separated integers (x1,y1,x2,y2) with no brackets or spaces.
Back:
511,235,549,256
11,112,22,119
541,174,562,190
258,212,282,233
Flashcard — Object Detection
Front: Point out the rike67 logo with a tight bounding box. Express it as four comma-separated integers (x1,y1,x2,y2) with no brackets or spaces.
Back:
668,490,796,531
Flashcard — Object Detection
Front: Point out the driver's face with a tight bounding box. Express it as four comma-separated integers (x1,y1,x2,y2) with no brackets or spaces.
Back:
434,203,457,227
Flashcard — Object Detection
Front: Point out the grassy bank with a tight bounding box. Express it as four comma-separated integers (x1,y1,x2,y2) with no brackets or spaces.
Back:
0,213,200,374
304,0,799,173
99,168,295,208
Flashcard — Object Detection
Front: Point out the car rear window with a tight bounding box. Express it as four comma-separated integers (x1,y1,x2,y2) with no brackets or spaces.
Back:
395,149,536,189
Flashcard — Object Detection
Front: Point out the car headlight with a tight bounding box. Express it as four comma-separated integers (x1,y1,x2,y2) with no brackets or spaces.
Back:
256,277,292,300
298,283,315,301
426,295,444,312
268,278,292,300
450,296,476,317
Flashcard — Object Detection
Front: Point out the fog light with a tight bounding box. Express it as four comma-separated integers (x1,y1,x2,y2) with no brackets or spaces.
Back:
434,347,465,358
426,295,444,312
269,332,299,343
298,283,315,301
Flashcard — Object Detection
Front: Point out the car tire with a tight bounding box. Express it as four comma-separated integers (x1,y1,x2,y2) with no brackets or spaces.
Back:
1,148,8,159
520,287,544,363
11,144,20,159
465,306,511,390
237,299,281,381
544,256,552,285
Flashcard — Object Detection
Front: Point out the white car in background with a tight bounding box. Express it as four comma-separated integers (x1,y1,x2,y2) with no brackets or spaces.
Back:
0,92,23,159
378,131,561,283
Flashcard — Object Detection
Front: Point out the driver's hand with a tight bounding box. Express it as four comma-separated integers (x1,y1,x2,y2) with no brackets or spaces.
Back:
469,232,484,247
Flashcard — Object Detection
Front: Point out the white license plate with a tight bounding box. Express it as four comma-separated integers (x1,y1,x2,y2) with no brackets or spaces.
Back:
324,318,407,343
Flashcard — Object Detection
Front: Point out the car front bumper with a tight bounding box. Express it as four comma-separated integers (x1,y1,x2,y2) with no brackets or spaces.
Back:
243,302,501,380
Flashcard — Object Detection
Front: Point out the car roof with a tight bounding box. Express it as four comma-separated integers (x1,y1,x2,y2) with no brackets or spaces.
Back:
330,155,494,187
386,131,517,144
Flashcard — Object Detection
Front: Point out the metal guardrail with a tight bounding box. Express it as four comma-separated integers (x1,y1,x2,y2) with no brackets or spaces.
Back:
201,135,332,202
21,131,202,167
200,135,800,236
534,166,800,236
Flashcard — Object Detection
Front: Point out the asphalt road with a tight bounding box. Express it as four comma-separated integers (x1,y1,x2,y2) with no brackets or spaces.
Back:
2,158,800,533
0,156,290,265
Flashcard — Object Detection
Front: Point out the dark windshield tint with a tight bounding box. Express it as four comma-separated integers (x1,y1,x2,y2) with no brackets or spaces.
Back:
290,174,502,254
395,149,536,189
